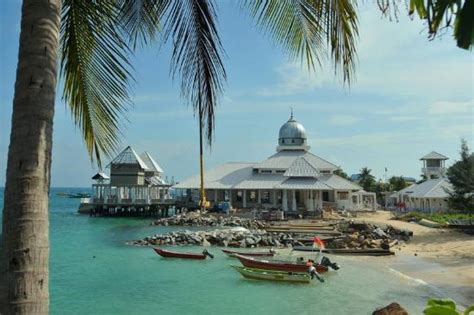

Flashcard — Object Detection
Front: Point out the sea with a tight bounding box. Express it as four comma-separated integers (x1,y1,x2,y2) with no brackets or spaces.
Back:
0,188,451,314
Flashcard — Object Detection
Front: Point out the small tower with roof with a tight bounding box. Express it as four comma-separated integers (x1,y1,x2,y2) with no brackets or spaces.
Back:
420,151,449,179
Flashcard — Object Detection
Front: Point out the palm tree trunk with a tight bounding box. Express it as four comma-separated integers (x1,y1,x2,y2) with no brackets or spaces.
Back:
198,99,206,210
0,0,61,313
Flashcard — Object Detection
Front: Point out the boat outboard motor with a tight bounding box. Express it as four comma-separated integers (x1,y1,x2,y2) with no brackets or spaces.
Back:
320,256,340,270
308,269,325,283
202,249,214,259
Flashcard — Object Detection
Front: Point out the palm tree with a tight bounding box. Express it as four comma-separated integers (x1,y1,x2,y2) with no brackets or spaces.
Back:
120,0,359,208
377,0,473,50
0,0,134,313
1,0,360,312
359,167,376,191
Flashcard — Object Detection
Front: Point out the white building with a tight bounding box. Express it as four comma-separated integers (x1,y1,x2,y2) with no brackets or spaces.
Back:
391,151,452,213
175,114,376,212
89,146,172,205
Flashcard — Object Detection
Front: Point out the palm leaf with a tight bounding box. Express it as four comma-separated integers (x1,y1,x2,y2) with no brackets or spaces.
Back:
118,0,168,49
161,0,226,144
244,0,358,84
60,0,134,167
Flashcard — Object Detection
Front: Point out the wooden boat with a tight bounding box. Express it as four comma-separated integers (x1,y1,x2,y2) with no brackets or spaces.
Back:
222,249,275,257
234,254,328,273
231,265,311,284
153,248,212,260
292,246,394,256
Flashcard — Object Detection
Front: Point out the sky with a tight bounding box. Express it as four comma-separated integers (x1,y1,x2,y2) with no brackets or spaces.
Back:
0,1,473,187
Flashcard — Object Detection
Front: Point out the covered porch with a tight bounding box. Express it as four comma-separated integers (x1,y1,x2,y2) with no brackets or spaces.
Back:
200,188,360,212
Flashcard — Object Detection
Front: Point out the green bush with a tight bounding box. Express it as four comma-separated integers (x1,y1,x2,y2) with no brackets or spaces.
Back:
424,298,474,315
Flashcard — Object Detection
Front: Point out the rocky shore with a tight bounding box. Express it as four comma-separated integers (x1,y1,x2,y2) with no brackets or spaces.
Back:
128,212,413,249
150,211,266,229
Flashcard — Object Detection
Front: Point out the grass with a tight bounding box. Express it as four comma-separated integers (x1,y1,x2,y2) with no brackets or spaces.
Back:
398,211,473,224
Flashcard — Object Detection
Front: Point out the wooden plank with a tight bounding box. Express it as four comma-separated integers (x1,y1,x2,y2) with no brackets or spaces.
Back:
292,246,394,256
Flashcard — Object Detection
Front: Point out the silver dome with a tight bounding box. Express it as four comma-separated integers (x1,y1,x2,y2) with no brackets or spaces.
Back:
278,115,307,146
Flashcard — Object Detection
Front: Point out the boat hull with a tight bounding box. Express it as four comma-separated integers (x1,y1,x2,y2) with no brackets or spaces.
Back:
222,249,275,257
153,248,206,259
232,266,310,283
234,254,328,273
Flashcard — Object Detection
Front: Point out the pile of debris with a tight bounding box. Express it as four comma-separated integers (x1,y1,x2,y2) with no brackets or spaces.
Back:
151,211,266,230
128,228,306,248
325,221,413,249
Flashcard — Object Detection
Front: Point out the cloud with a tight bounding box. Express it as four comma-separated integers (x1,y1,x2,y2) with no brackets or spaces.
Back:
428,100,473,115
390,116,420,122
328,115,361,126
257,63,329,96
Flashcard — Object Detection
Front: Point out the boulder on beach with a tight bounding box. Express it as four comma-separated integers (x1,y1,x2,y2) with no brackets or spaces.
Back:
372,302,409,315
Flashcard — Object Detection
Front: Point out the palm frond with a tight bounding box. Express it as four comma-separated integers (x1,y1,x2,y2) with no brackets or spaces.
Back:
118,0,168,49
244,0,358,84
60,0,134,167
162,0,226,144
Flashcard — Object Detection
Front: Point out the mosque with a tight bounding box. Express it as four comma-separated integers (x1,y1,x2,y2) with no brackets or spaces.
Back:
175,114,376,212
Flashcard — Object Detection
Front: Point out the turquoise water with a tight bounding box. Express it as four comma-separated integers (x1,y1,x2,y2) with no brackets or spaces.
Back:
1,188,445,314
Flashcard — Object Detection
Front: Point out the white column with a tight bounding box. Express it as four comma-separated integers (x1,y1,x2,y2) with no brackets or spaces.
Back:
214,189,218,202
292,190,297,211
319,191,323,209
272,190,277,207
257,190,261,204
227,190,232,206
243,190,247,208
282,190,288,211
308,190,314,211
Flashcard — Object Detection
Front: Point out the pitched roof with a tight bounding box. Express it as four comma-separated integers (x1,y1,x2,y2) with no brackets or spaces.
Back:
420,151,449,160
254,150,338,171
319,174,362,191
284,157,320,177
234,174,286,189
140,152,164,173
402,178,452,198
108,146,149,169
275,178,332,190
145,175,168,186
92,172,109,180
174,162,255,189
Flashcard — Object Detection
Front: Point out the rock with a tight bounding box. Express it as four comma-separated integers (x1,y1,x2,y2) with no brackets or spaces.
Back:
372,302,408,315
245,237,256,246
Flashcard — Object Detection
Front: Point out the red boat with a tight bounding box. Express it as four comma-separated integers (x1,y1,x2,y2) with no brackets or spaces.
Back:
153,248,213,260
222,249,275,257
234,254,328,273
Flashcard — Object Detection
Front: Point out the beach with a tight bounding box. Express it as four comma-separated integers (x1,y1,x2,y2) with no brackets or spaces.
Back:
356,211,474,305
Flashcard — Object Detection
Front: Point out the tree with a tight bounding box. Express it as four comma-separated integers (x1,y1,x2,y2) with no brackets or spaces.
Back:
121,0,359,208
359,167,376,191
377,0,474,50
389,176,409,191
334,169,349,180
1,0,359,312
446,139,474,212
1,0,134,313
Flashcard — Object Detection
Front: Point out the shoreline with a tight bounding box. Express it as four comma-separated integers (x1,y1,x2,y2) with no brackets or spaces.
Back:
356,211,474,307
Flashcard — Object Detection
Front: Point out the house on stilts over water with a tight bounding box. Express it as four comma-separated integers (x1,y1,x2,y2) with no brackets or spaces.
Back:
78,146,175,216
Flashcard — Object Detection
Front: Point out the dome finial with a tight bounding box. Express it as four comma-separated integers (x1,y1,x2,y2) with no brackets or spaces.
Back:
290,107,293,119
